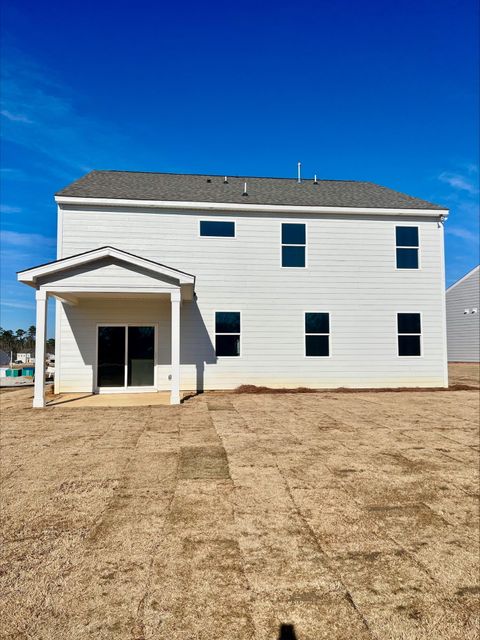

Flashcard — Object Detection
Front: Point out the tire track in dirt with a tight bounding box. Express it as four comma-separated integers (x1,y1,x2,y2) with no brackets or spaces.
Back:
213,395,374,639
136,397,255,640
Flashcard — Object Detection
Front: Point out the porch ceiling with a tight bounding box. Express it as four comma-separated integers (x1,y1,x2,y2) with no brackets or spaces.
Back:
47,291,178,305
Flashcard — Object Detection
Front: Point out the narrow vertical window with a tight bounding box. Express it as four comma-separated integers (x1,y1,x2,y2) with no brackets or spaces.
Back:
396,226,419,269
282,223,306,267
305,312,330,356
397,313,422,356
215,312,241,356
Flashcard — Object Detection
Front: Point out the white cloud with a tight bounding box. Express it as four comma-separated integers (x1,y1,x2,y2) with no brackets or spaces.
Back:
1,300,35,310
1,109,32,123
0,47,127,178
0,230,56,248
446,226,479,243
438,171,478,195
0,204,22,213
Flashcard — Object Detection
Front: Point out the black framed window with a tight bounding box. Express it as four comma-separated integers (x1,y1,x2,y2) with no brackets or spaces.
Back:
282,223,306,267
305,312,330,356
396,226,419,269
215,312,241,356
397,313,422,356
200,220,235,237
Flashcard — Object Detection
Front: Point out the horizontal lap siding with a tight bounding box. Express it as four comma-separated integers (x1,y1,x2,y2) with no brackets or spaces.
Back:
58,299,171,392
58,207,447,390
446,269,480,362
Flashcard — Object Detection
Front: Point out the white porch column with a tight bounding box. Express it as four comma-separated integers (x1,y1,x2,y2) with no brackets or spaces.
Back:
170,289,181,405
33,290,48,408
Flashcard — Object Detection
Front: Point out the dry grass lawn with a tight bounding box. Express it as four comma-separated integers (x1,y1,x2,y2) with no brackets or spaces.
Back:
1,364,479,639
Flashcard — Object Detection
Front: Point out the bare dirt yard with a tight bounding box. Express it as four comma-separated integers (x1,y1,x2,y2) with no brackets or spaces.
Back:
1,364,479,640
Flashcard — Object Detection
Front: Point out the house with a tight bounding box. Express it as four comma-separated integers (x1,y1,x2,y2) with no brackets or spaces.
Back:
16,353,34,364
18,170,449,408
446,265,480,362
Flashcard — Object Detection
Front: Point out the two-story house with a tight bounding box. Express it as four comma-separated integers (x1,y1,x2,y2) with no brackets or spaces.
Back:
18,171,449,407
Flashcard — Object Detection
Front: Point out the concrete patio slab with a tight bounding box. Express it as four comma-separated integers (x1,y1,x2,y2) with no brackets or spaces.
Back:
46,391,185,407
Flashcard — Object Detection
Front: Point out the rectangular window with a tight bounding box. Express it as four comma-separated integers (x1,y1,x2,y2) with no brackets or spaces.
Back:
215,312,241,356
282,223,306,267
397,313,421,356
200,220,235,237
305,312,330,356
396,226,419,269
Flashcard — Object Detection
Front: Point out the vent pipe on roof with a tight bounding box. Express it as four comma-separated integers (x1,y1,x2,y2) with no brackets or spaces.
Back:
313,174,318,184
224,176,228,183
242,181,248,196
297,162,302,183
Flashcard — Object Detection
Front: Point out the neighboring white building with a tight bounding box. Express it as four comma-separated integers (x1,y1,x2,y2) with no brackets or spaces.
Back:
18,171,449,407
446,265,480,362
16,353,33,364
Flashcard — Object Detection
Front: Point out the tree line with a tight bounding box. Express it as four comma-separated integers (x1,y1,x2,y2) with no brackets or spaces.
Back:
0,327,55,354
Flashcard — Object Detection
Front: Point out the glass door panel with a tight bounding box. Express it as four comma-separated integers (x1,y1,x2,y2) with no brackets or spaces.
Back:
127,326,155,386
97,326,126,387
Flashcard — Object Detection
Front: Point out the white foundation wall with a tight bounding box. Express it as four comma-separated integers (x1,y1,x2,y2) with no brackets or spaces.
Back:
57,206,448,391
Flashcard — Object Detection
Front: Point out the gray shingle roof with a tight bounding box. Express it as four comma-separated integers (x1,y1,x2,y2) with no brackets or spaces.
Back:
56,171,445,210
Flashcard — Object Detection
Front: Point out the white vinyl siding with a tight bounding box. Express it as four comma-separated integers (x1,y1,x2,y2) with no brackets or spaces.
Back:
56,205,448,390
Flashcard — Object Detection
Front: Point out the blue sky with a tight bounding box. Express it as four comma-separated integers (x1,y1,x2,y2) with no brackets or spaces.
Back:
1,0,478,335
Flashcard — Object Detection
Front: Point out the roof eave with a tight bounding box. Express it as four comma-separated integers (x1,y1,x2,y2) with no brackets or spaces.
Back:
55,195,448,218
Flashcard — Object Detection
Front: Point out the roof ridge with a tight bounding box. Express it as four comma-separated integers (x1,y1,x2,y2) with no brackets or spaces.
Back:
88,169,365,183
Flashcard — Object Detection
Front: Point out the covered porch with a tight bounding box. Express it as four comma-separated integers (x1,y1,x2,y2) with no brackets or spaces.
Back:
17,246,196,407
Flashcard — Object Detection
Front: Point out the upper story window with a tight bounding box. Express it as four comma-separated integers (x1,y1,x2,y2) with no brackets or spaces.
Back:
215,311,241,357
282,223,306,267
200,220,235,237
397,313,422,356
396,226,419,269
305,312,330,356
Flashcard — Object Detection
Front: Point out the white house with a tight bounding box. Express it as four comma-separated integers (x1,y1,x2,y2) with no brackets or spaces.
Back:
446,265,480,362
16,353,33,364
18,171,449,407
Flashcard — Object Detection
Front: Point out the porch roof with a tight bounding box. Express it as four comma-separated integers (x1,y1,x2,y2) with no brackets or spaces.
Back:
17,246,196,298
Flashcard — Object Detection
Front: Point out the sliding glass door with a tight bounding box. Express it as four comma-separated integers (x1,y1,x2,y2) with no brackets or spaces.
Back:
127,326,155,386
97,326,126,387
97,325,155,389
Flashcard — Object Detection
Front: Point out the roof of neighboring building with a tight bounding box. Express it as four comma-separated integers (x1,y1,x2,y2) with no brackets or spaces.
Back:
56,170,446,210
446,265,480,293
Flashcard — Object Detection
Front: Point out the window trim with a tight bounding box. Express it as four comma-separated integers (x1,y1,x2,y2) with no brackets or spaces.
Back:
214,310,242,358
396,312,423,357
281,222,307,268
395,225,421,270
198,218,236,238
304,311,331,358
